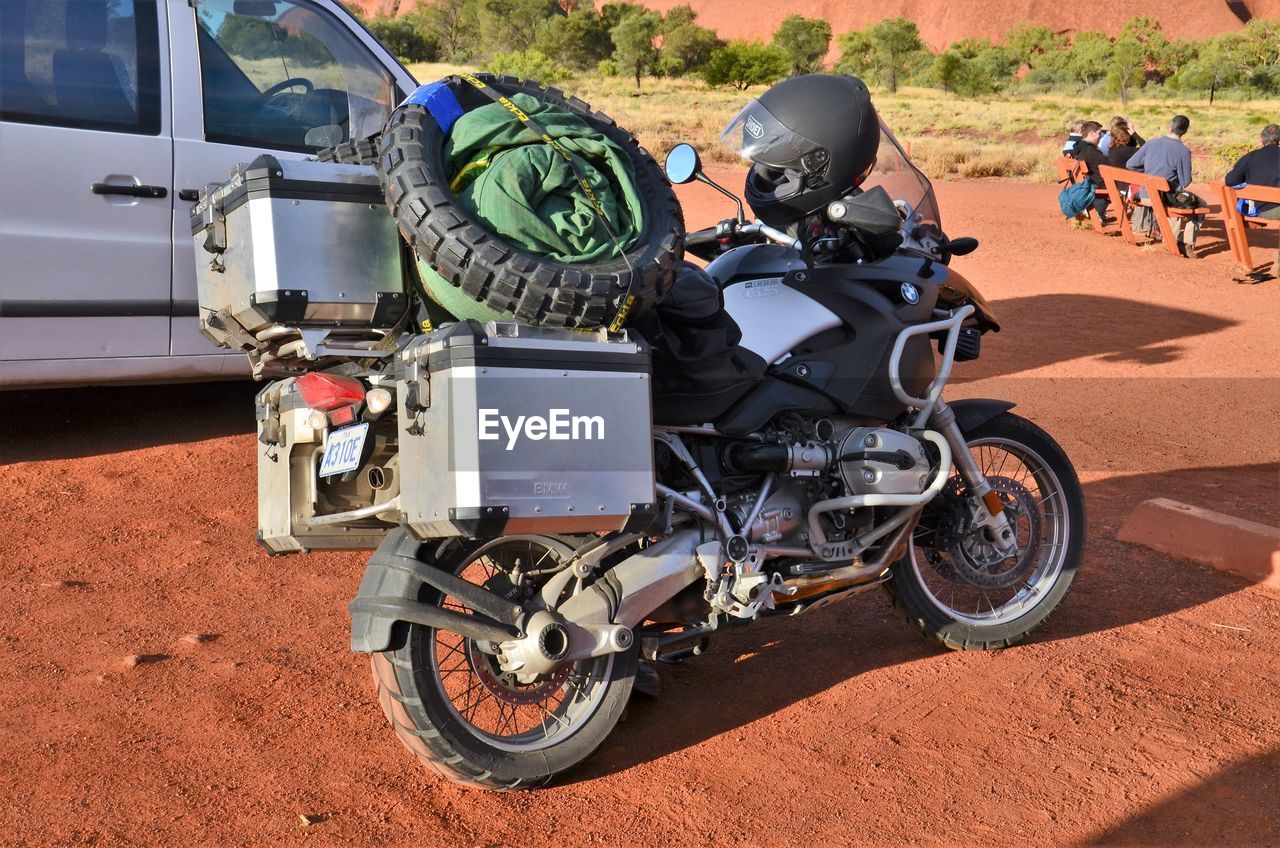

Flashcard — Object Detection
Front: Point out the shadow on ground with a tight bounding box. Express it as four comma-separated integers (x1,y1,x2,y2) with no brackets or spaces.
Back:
573,462,1276,783
963,294,1236,379
1078,748,1280,847
0,381,259,465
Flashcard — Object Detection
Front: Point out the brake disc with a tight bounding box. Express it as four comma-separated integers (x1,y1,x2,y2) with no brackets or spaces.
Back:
467,640,572,706
945,476,1043,590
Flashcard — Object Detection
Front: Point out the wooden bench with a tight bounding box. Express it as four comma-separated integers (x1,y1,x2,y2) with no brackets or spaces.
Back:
1055,156,1109,231
1214,182,1280,271
1098,164,1213,256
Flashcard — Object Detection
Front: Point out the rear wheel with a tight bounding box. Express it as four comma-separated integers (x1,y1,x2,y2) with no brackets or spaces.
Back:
888,412,1085,650
372,536,638,790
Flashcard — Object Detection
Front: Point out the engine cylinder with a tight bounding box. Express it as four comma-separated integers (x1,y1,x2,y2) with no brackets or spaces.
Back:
837,428,930,496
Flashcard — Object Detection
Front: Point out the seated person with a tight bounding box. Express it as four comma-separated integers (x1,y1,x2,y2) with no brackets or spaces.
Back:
1106,123,1145,208
1106,122,1143,168
1126,115,1202,257
1062,119,1085,157
1073,121,1110,219
1225,123,1280,220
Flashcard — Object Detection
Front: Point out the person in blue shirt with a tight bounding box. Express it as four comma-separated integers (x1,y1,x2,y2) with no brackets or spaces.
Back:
1126,115,1202,257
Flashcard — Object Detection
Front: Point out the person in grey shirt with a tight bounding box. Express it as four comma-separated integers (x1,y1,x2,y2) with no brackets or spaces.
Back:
1125,115,1202,256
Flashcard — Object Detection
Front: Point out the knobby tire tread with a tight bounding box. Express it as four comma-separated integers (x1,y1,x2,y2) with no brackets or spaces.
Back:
885,412,1085,652
376,74,683,328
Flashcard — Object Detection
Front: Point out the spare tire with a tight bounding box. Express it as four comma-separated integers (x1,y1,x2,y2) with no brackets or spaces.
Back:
315,133,381,166
379,74,684,329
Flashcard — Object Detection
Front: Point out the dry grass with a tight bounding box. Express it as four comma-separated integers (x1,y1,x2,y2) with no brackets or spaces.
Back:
406,64,1272,184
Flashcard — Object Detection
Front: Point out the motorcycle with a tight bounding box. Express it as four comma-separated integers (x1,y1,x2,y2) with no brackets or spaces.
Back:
336,125,1085,790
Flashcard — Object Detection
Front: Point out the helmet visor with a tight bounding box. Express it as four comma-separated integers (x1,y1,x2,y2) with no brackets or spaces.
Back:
720,100,828,175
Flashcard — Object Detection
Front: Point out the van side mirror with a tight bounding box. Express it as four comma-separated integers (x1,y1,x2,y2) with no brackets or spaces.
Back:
664,144,702,185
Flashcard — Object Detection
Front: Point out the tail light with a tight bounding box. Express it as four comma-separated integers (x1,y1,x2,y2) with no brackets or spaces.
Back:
296,372,365,412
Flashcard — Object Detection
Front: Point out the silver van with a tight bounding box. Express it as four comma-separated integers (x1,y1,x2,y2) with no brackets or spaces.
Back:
0,0,415,388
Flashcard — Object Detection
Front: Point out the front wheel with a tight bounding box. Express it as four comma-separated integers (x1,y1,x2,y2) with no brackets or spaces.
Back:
371,536,638,790
888,412,1085,650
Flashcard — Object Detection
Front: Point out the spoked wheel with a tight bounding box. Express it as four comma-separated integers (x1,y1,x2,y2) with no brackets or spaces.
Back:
371,536,638,790
889,412,1085,650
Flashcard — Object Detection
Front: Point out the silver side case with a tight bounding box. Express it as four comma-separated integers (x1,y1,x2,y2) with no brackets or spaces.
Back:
193,159,406,376
396,322,657,539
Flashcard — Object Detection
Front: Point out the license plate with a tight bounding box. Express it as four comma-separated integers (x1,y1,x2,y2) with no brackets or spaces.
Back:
319,422,368,477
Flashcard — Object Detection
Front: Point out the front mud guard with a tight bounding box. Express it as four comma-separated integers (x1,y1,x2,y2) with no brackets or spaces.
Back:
946,398,1016,435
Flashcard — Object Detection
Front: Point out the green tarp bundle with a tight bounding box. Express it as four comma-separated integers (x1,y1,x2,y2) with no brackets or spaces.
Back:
418,92,645,322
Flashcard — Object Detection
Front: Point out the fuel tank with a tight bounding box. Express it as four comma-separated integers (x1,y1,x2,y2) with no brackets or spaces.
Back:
709,244,834,365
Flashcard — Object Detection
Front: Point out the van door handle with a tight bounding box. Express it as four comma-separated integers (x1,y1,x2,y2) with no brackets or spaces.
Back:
91,182,168,199
178,188,201,202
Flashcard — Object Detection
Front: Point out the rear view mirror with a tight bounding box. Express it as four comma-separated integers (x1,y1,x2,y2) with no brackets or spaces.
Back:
233,1,280,17
664,144,701,185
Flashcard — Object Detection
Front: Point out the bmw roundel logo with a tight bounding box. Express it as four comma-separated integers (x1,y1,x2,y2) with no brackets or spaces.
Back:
900,282,920,304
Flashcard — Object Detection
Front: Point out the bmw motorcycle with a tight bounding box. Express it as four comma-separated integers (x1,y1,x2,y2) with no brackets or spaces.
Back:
354,125,1085,789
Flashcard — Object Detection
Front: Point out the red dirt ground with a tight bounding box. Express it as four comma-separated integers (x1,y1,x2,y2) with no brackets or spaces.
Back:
2,176,1278,847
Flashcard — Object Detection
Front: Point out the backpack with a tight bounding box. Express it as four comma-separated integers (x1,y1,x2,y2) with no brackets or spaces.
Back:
1058,179,1095,217
1233,183,1258,217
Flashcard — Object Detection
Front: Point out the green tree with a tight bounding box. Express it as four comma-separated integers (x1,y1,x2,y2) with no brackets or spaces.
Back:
700,40,788,89
931,49,964,93
611,10,661,87
422,0,479,61
1171,33,1249,101
1062,31,1112,88
770,15,831,76
662,4,697,31
1163,38,1200,74
951,37,1017,84
1119,16,1169,79
1241,18,1280,68
476,0,562,55
1107,34,1146,106
865,18,926,93
660,21,722,74
534,9,614,69
834,30,874,77
931,46,1000,96
601,2,645,32
1004,22,1066,69
486,48,571,83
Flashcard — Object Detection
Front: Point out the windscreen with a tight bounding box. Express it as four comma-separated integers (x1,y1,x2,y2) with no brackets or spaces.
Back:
862,122,940,230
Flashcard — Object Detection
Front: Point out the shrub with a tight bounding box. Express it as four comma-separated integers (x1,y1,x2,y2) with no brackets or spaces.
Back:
700,40,788,89
770,15,831,77
485,49,572,84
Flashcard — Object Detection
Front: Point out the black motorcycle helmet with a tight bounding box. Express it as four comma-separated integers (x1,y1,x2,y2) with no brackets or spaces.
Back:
721,74,881,229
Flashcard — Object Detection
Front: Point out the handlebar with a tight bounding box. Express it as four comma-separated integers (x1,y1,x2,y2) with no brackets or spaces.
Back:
686,226,718,246
685,220,802,251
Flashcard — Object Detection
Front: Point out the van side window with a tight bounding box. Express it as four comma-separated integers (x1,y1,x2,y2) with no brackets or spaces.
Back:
0,0,161,135
194,0,396,152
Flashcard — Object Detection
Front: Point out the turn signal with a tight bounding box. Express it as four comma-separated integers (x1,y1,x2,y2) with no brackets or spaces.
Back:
296,372,365,412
